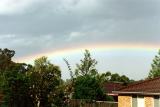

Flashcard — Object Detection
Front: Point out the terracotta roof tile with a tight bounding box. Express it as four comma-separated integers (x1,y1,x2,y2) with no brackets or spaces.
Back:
118,77,160,93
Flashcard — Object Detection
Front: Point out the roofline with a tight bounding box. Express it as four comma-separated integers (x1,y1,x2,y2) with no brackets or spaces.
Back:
113,91,160,95
118,77,160,91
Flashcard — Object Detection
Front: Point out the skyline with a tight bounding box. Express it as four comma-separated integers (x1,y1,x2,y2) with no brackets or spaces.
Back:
13,45,158,80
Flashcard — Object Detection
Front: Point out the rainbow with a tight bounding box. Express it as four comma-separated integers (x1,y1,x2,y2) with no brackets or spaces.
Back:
13,43,159,63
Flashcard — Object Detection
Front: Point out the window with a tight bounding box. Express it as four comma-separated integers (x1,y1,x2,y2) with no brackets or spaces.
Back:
132,95,137,107
132,95,144,107
154,96,160,107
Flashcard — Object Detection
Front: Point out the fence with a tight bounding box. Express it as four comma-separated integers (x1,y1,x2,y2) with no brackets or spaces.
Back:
69,99,118,107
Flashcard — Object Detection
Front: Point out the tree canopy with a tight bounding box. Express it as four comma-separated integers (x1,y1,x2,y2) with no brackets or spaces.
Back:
99,71,134,84
75,50,98,76
0,48,65,107
65,50,111,101
148,50,160,78
0,48,135,106
28,56,64,107
0,48,15,72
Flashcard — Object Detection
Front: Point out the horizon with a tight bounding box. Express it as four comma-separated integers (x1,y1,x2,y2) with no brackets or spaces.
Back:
13,47,158,80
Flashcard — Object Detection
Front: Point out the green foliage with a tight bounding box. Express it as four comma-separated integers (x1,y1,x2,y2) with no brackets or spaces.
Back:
3,63,33,107
0,48,135,107
73,75,107,100
99,71,134,84
75,50,98,76
0,48,33,107
28,56,64,107
67,50,107,101
148,50,160,78
0,49,65,107
0,48,15,72
65,50,133,101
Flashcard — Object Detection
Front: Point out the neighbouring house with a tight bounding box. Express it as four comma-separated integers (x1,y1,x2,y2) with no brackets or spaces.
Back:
103,82,125,101
113,77,160,107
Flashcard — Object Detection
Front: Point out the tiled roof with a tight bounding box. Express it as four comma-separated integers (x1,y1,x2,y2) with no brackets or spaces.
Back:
116,77,160,94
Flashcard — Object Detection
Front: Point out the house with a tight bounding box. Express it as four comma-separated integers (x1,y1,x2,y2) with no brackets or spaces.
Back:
103,82,125,101
113,77,160,107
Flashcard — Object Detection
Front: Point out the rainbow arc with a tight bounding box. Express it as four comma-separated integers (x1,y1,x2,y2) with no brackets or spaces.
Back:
13,43,159,63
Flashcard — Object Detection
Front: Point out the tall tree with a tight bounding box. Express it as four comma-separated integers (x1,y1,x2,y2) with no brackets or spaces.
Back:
0,48,33,107
0,49,66,107
28,56,64,107
148,50,160,78
71,50,107,100
75,50,98,76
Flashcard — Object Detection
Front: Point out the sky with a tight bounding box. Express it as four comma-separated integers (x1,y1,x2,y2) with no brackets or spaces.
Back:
0,0,160,80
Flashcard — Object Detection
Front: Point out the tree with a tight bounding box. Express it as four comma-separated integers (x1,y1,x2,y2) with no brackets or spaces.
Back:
100,72,133,84
75,50,98,76
3,63,34,107
148,50,160,78
69,50,107,101
73,75,107,100
0,48,15,72
28,56,64,107
0,48,15,88
0,49,66,107
0,48,33,107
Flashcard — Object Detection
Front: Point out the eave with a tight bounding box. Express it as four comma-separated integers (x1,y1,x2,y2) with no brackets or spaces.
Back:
113,91,160,95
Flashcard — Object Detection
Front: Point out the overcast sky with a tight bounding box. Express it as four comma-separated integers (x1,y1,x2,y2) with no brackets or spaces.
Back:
0,0,160,80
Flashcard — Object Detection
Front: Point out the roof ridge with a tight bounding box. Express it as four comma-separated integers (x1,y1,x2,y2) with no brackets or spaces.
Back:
119,76,160,91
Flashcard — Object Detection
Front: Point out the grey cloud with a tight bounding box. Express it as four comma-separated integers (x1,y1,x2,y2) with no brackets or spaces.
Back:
0,0,160,58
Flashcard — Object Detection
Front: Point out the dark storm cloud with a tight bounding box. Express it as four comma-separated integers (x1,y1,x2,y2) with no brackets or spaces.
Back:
0,0,160,57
